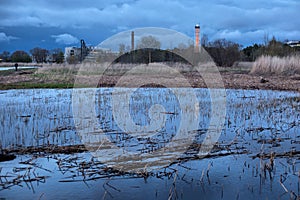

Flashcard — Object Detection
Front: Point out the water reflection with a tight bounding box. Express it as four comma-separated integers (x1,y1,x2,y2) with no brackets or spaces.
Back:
0,66,39,71
0,89,77,149
0,88,299,158
0,88,299,199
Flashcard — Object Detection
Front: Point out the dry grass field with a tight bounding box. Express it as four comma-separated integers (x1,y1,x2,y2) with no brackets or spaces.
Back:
0,61,299,91
251,55,300,75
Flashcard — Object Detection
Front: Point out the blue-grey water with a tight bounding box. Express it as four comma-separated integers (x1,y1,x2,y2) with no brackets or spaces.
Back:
0,88,299,199
0,66,39,71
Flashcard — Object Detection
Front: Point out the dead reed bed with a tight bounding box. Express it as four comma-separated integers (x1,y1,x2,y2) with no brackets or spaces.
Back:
36,62,213,77
35,63,80,82
251,55,300,75
34,62,210,88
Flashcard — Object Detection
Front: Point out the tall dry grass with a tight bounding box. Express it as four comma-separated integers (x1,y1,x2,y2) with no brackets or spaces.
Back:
251,55,300,75
33,62,218,85
35,63,80,82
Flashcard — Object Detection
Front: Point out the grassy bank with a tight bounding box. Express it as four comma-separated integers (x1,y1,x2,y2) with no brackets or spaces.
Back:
0,64,78,89
0,82,74,90
0,62,299,91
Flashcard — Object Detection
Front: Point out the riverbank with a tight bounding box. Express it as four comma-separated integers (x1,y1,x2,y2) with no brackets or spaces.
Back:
0,63,299,91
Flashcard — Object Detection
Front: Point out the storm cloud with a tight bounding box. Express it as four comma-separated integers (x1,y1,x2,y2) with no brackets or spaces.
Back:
0,0,299,52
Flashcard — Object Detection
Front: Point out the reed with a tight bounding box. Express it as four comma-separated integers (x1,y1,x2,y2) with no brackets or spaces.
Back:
251,55,300,75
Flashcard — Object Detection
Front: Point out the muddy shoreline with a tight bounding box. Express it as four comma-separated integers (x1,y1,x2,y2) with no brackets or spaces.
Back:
97,72,300,92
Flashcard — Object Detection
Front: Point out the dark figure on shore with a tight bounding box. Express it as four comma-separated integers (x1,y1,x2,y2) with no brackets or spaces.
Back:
14,63,18,71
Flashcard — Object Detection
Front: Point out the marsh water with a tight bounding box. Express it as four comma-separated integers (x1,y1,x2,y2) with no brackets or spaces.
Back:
0,88,299,199
0,66,39,71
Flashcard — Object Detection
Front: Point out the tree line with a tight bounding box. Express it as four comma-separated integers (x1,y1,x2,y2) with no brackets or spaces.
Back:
114,35,300,67
241,37,299,62
204,36,299,66
0,47,64,63
1,36,299,67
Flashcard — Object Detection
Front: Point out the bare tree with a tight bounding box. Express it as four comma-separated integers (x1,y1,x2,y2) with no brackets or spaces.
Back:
264,32,269,46
119,43,126,55
177,43,187,50
30,47,48,63
137,36,161,49
201,34,209,47
0,51,10,62
136,36,161,63
206,39,241,67
51,48,64,63
11,51,32,63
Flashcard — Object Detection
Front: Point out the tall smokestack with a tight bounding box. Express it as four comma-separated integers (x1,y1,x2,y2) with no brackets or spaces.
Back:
131,31,135,51
195,24,200,53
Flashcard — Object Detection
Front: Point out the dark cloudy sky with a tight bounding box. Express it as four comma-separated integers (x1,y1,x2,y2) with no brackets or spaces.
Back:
0,0,299,53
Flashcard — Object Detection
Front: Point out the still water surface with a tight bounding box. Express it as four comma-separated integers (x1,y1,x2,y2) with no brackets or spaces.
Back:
0,88,299,199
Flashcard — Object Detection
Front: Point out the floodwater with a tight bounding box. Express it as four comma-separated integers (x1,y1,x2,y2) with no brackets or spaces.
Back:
0,66,39,71
0,88,299,199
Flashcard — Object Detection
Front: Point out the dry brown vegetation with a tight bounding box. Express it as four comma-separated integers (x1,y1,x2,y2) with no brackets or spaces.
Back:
0,61,300,91
251,55,300,75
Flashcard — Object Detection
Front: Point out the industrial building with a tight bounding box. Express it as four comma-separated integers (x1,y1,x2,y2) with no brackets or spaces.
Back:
64,39,91,63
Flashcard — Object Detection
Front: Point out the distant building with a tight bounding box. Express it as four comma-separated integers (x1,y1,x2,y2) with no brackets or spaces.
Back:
64,46,81,60
64,39,91,63
285,40,300,47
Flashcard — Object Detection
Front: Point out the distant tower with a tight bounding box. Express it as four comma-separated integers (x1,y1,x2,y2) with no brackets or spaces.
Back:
195,24,200,53
131,31,135,51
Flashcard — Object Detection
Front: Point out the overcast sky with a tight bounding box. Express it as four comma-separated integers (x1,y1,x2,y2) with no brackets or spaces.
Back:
0,0,299,53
